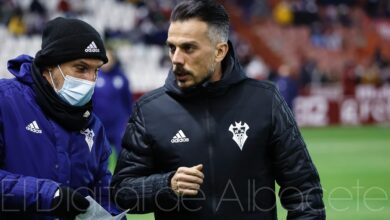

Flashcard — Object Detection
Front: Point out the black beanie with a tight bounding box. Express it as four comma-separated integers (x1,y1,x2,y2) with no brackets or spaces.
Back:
34,17,108,67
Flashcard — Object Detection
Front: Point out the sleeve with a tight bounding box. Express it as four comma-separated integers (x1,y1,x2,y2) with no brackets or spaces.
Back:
91,131,124,216
111,103,176,214
269,87,326,220
0,170,59,212
0,108,59,212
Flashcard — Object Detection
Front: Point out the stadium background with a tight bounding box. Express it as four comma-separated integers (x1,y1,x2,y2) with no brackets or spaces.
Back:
1,0,389,219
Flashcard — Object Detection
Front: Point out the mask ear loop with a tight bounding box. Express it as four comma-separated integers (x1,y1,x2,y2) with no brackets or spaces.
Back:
48,69,59,92
94,70,99,81
57,65,67,79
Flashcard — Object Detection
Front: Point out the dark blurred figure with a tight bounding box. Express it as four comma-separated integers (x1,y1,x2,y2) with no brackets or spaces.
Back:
235,0,255,23
364,0,381,18
7,6,26,36
0,0,15,25
93,48,133,156
275,64,299,110
29,0,46,15
342,61,358,96
26,0,47,35
291,0,320,26
299,57,319,94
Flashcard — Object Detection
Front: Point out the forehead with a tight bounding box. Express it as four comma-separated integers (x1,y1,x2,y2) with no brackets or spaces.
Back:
63,58,104,67
167,19,210,44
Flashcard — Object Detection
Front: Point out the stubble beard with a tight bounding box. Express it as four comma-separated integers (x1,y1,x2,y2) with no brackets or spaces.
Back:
174,59,216,89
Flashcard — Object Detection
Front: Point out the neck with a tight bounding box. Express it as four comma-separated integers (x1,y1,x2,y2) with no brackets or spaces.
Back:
210,63,222,82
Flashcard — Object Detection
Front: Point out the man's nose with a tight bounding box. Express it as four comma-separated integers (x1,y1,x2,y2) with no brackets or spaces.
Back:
85,70,98,82
171,50,184,65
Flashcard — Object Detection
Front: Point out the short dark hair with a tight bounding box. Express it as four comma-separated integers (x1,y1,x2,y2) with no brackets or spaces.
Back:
170,0,230,43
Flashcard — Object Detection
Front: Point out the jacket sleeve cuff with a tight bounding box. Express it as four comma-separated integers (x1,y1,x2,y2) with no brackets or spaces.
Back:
38,180,60,210
155,171,178,201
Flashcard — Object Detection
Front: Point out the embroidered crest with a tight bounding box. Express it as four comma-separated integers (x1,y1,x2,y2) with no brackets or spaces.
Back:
228,121,250,150
80,128,94,152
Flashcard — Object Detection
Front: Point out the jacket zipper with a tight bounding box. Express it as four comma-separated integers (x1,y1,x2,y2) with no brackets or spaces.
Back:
205,98,217,216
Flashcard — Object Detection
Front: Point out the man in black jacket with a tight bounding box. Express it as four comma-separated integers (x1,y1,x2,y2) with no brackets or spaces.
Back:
112,0,325,219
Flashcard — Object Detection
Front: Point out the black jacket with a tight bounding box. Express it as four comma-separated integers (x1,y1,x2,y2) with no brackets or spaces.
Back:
111,42,325,220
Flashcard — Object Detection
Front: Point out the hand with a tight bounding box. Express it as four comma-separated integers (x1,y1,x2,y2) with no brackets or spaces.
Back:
50,186,90,219
170,164,204,196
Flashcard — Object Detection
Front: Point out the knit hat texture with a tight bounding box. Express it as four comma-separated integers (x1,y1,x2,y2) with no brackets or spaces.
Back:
35,17,108,67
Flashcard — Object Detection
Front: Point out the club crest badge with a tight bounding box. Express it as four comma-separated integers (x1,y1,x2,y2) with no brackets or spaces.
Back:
229,121,250,150
80,128,94,152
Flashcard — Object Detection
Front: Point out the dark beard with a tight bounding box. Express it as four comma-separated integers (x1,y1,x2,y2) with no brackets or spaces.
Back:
173,65,192,76
173,63,215,88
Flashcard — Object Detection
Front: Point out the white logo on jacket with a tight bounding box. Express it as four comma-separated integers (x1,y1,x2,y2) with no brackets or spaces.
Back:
229,121,250,150
26,120,42,134
171,130,189,143
81,128,94,152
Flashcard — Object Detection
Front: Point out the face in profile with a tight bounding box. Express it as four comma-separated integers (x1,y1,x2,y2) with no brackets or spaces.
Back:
43,58,103,90
166,19,219,89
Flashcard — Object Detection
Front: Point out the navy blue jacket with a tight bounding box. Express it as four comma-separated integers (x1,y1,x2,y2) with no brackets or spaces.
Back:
0,55,118,220
112,43,325,220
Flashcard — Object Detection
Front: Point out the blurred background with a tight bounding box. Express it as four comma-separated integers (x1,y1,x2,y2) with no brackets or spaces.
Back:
0,0,389,219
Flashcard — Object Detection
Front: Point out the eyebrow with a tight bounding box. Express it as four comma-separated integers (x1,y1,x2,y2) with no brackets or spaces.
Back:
166,40,199,47
74,60,103,68
74,61,89,66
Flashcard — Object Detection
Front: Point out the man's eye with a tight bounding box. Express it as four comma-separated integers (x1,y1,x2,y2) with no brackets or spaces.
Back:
183,45,194,53
76,67,88,72
168,45,176,54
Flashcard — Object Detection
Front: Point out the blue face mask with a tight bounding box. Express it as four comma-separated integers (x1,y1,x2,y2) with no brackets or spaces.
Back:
49,65,96,106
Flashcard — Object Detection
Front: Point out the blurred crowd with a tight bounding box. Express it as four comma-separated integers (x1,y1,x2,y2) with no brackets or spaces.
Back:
230,0,390,106
1,0,390,108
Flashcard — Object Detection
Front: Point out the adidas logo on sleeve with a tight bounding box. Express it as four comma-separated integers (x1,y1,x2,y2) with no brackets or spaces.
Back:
171,130,189,143
85,41,100,53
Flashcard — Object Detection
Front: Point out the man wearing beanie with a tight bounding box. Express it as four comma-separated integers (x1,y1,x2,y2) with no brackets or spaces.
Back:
0,17,123,220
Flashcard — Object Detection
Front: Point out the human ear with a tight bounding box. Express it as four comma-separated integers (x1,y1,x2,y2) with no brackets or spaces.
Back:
215,42,229,63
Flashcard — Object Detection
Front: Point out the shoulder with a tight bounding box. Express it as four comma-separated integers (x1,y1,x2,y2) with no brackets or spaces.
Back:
243,78,277,90
0,78,30,98
0,78,20,93
243,79,289,109
136,87,167,107
239,78,279,96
